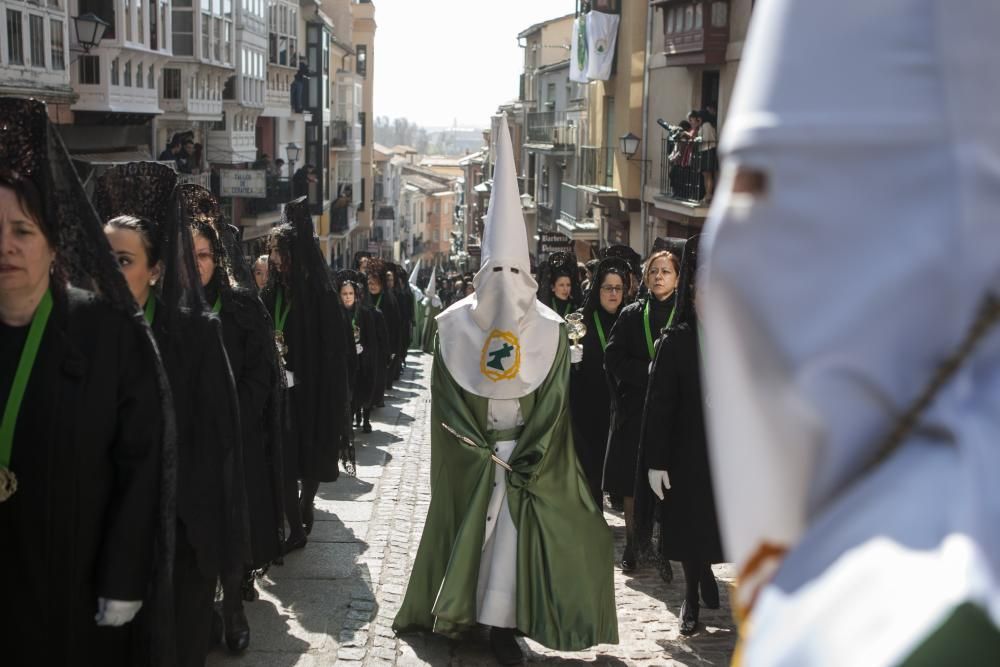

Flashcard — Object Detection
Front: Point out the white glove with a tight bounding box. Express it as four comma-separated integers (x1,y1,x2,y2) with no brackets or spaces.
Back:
569,344,583,364
95,598,143,627
355,343,364,355
648,469,671,500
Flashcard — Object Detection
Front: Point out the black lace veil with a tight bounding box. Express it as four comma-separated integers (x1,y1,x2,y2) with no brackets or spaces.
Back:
581,256,633,320
538,251,584,310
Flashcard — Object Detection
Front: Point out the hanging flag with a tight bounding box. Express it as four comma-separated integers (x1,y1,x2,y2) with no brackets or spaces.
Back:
585,10,620,81
569,15,589,83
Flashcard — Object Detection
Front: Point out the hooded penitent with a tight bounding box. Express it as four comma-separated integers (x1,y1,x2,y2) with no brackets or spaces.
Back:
420,264,442,353
393,115,618,650
435,120,563,399
701,2,1000,664
0,97,176,667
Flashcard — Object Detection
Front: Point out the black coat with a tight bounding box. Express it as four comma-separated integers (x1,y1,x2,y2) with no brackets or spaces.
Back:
0,288,162,665
569,306,618,505
642,324,722,563
375,290,402,386
213,283,283,567
153,301,247,580
346,304,380,410
603,294,676,496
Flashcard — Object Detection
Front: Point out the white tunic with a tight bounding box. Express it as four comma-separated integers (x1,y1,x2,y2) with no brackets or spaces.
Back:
476,398,524,628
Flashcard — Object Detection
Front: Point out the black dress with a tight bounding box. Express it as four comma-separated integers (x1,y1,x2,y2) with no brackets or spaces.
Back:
376,290,402,390
152,301,247,666
569,306,618,506
603,293,676,496
0,288,162,665
346,303,380,412
550,296,576,320
208,279,282,567
371,294,392,405
642,323,722,564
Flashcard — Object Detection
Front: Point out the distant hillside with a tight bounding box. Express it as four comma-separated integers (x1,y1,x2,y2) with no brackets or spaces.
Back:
375,116,486,157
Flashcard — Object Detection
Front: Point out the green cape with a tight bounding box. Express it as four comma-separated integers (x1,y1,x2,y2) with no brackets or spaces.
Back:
421,303,442,354
412,298,426,349
393,332,618,650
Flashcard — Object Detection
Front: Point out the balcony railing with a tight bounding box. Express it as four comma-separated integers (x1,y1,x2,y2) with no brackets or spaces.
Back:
659,134,717,203
580,146,615,189
559,182,578,221
245,177,292,216
527,111,575,148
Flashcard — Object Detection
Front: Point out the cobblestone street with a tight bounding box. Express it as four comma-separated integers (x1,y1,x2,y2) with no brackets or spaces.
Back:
208,351,737,666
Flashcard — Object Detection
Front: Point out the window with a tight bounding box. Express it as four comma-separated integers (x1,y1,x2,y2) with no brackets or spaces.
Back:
148,63,154,88
546,82,556,104
79,54,100,84
136,0,143,45
162,67,181,98
172,0,193,56
356,44,366,77
50,19,64,70
110,57,119,85
150,0,158,49
695,3,703,29
711,1,728,28
201,11,210,57
359,110,366,146
136,62,143,87
124,60,132,86
214,17,221,60
29,14,44,67
359,177,365,211
7,10,23,65
125,0,132,41
269,1,296,67
666,7,674,33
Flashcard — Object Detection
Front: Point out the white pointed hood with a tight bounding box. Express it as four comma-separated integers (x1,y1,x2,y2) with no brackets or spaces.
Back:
408,258,422,288
422,264,442,308
436,115,561,399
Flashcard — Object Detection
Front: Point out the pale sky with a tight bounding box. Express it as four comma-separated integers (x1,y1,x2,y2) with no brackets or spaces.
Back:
373,0,575,129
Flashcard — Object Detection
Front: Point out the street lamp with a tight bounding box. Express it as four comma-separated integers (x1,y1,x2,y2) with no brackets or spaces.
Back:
286,142,301,197
619,132,641,160
73,13,109,54
520,192,534,209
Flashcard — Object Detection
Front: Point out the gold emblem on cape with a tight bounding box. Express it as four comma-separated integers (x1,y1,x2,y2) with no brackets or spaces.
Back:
480,330,520,382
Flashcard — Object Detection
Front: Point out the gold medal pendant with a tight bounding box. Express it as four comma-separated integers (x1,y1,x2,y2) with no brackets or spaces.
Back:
0,466,18,502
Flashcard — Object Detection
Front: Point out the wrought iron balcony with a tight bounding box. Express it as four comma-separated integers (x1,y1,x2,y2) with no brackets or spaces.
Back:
659,134,717,204
331,120,352,148
245,177,292,216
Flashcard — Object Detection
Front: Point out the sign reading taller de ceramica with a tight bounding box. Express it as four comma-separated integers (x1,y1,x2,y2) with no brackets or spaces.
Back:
220,169,267,198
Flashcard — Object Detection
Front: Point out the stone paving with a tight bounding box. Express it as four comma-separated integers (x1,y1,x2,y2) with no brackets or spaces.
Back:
208,351,737,667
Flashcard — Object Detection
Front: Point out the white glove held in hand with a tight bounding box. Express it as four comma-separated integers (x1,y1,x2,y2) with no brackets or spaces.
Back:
648,469,671,500
570,344,583,364
95,598,142,627
355,343,364,355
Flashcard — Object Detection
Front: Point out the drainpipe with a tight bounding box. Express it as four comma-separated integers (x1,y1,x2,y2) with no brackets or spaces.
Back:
639,0,654,255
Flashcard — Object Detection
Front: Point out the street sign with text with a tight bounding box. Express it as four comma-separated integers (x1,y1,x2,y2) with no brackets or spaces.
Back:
220,169,267,198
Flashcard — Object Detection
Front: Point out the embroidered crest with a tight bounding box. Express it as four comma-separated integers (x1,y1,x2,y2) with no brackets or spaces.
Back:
480,330,521,382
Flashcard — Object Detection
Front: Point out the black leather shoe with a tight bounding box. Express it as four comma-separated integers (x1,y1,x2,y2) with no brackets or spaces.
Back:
621,546,637,573
224,607,251,653
489,627,524,665
283,532,307,554
300,500,315,536
700,567,720,609
680,599,700,636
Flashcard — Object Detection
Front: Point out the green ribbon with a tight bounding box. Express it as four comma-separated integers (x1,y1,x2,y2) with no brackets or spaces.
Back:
643,297,675,360
0,289,53,468
212,295,222,314
375,293,383,309
143,296,156,325
274,287,291,333
563,301,572,318
593,310,608,351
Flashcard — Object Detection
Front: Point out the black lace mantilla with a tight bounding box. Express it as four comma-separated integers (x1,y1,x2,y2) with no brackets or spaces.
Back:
94,161,178,226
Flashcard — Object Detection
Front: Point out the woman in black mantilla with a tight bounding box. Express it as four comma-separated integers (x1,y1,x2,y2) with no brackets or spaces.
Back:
262,198,351,551
388,262,413,377
338,270,381,437
539,251,583,319
604,247,681,573
181,183,284,653
638,236,722,635
0,98,172,666
366,258,400,402
98,162,249,667
569,257,633,509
